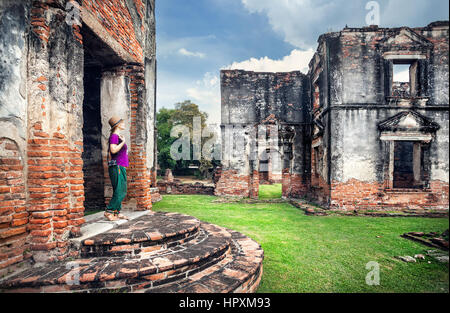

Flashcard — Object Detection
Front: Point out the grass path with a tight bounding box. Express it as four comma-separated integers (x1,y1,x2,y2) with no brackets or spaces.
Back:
152,191,448,293
258,183,282,199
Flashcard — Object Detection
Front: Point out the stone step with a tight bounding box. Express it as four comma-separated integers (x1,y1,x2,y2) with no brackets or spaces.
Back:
0,215,263,293
146,226,264,293
80,212,201,257
0,223,225,292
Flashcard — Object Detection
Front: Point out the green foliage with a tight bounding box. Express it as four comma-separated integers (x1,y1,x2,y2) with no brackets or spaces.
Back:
156,100,220,176
156,107,177,172
172,100,208,134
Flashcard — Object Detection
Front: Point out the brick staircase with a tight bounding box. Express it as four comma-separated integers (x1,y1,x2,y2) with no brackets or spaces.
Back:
0,212,263,293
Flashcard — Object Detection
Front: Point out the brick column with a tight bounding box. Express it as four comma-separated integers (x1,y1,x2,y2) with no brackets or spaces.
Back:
26,0,85,262
126,64,152,211
27,125,84,262
0,139,28,270
249,169,259,199
281,168,289,198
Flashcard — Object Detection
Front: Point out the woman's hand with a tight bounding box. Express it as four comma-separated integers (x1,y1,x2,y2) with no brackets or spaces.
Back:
110,135,126,154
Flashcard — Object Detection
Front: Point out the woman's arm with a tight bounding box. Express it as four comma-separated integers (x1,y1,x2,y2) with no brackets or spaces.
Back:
110,135,125,154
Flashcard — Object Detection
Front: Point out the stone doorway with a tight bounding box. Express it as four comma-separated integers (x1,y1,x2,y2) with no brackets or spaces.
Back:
258,148,283,200
81,24,125,215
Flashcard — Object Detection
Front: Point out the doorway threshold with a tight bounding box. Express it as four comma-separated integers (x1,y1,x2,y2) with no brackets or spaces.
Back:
70,210,150,250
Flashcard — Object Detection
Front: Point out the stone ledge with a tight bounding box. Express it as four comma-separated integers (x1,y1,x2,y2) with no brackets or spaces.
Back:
148,226,264,293
80,212,200,247
289,198,449,218
69,210,150,251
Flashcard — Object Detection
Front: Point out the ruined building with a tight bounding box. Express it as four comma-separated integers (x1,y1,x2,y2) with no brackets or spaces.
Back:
216,71,311,198
217,21,449,212
0,0,157,268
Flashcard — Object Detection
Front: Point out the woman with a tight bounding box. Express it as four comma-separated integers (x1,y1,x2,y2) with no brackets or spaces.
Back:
105,116,130,221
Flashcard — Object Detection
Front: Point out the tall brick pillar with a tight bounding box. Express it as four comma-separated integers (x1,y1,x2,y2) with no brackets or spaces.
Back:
282,168,291,198
26,0,85,263
0,139,28,270
126,64,152,211
249,169,259,199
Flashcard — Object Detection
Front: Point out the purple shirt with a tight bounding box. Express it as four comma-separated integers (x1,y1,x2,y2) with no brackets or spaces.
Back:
110,134,129,167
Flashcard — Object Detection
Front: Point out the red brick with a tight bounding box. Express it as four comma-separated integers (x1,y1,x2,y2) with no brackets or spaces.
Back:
0,227,27,239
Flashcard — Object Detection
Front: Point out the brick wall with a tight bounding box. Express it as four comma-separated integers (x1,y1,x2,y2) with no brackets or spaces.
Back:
282,171,309,199
127,64,153,210
309,143,330,204
27,123,85,261
157,181,215,195
329,179,449,211
215,170,252,198
83,0,145,63
0,139,28,270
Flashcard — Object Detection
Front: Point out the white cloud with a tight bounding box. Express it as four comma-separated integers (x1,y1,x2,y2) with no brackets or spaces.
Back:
241,0,362,48
224,49,315,73
157,71,221,125
186,72,221,125
240,0,449,49
393,69,410,82
178,48,206,58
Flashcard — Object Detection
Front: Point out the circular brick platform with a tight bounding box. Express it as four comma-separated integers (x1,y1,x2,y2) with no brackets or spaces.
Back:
0,212,264,293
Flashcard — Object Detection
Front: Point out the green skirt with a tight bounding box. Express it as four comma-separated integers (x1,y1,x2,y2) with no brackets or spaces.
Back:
106,165,127,213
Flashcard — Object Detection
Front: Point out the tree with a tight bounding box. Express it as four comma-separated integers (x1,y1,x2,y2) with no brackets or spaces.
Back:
156,107,176,173
171,100,208,136
156,100,220,178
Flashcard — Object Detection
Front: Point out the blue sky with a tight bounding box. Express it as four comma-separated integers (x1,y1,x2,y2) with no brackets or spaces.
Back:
155,0,449,125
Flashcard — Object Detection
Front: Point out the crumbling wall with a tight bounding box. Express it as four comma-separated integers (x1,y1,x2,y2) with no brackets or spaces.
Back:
217,70,310,198
220,70,308,124
0,1,30,271
311,22,449,211
23,0,85,263
157,180,215,195
0,0,157,269
218,22,449,211
83,0,146,63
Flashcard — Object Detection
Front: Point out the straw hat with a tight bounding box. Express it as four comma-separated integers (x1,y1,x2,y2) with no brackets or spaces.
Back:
108,116,123,130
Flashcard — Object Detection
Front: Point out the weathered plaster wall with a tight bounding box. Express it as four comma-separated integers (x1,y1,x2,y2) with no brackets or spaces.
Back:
0,0,29,270
145,57,156,172
218,70,310,198
25,0,85,263
0,0,157,270
421,22,449,105
100,71,131,155
314,22,449,210
82,66,103,212
100,70,131,203
0,0,30,154
331,109,385,183
221,70,309,124
424,110,449,182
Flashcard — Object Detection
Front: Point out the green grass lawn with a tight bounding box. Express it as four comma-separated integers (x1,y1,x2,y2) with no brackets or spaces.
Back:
258,183,282,200
152,189,449,293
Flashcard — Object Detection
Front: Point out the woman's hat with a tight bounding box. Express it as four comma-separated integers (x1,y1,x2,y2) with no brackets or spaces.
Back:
109,116,123,129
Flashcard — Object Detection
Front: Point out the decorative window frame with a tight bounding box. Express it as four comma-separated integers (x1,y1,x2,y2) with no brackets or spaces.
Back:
378,111,439,190
379,28,433,104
